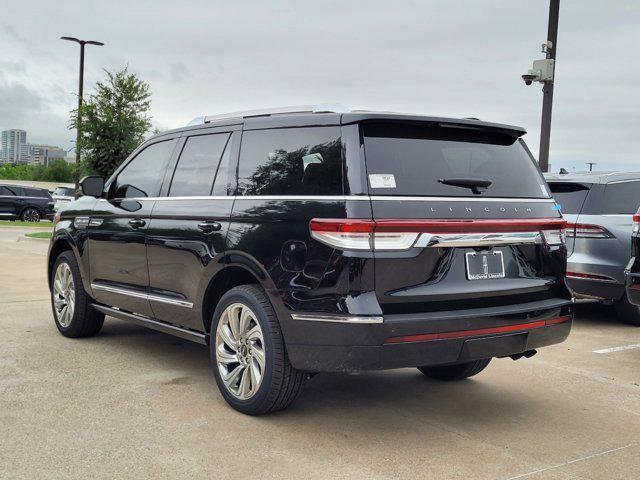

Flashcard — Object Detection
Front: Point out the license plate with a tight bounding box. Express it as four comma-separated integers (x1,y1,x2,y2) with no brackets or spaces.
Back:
465,251,505,280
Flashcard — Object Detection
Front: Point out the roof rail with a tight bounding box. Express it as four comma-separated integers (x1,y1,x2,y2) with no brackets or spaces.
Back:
186,103,349,126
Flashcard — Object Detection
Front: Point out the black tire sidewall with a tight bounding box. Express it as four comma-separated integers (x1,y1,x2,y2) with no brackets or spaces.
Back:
209,286,279,413
51,252,84,336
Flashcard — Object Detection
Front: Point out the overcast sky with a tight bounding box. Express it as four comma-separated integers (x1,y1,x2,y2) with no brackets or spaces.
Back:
1,0,638,172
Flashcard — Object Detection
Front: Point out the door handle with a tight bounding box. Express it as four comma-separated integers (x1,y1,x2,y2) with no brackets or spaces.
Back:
128,218,146,229
198,221,222,233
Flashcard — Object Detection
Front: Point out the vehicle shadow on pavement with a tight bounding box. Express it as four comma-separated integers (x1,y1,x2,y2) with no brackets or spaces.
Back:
95,316,535,428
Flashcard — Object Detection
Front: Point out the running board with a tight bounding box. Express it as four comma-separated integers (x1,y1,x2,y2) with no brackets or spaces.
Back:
92,304,207,345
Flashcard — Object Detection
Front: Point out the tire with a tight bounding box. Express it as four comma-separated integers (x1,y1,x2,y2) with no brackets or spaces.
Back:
418,358,492,381
21,207,41,222
210,284,305,415
614,294,640,326
51,251,104,338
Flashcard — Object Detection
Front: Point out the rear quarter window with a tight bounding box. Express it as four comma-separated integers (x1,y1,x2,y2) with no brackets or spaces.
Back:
602,181,640,214
362,123,548,198
237,127,343,196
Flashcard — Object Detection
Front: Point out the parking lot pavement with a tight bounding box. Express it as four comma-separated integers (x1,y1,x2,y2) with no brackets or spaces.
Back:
1,228,639,480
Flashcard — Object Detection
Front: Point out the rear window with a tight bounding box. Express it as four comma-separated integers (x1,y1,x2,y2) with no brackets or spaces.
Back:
602,181,640,214
54,187,75,196
547,182,591,214
362,123,548,198
237,127,343,196
25,188,51,199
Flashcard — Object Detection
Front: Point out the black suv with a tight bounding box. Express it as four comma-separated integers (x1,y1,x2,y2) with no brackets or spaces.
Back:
47,107,573,414
0,183,55,222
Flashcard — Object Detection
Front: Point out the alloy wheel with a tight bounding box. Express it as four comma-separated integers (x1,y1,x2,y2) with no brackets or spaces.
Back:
53,262,75,327
215,302,265,400
22,208,40,222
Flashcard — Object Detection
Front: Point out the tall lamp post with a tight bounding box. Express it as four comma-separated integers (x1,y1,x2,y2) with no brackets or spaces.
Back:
60,36,104,195
521,0,560,173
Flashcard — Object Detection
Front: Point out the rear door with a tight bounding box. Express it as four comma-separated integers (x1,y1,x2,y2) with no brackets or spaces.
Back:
146,127,239,331
88,138,178,316
361,121,568,315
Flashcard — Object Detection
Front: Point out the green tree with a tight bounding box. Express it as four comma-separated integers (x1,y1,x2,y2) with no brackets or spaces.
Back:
72,67,152,178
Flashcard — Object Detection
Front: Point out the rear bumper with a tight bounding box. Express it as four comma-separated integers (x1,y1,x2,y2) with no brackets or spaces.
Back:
625,261,640,306
566,276,625,301
283,298,573,372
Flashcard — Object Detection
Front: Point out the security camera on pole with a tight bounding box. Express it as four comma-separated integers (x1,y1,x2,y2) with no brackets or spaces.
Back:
521,0,559,173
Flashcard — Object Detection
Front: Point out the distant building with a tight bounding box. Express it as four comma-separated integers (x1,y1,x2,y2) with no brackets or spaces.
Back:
1,129,28,164
24,144,67,166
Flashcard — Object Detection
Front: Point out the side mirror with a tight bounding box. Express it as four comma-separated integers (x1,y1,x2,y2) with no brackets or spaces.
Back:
80,176,105,198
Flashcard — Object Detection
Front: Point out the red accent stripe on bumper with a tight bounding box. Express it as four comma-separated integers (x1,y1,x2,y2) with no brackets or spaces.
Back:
566,271,616,282
384,315,572,344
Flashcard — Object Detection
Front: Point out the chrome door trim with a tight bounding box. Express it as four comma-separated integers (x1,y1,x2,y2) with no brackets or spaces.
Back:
291,313,384,324
91,283,194,308
414,231,543,248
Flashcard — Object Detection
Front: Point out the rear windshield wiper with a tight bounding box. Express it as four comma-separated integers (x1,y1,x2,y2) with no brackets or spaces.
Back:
437,177,493,195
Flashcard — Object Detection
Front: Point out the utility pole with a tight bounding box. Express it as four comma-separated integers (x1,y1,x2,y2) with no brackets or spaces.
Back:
538,0,560,173
60,37,104,196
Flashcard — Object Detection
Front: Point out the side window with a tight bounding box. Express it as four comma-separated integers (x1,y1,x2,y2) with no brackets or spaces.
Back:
111,139,177,198
169,133,230,197
0,186,15,196
237,127,343,196
602,182,640,214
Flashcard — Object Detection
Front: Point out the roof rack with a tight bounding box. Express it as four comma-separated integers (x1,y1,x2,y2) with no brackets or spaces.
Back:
186,103,350,126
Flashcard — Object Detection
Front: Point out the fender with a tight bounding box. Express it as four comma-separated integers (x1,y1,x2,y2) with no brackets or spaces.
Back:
48,223,92,294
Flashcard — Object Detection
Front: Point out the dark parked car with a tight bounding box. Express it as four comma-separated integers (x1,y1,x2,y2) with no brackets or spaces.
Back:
624,210,640,322
47,106,573,414
0,183,55,222
545,172,640,325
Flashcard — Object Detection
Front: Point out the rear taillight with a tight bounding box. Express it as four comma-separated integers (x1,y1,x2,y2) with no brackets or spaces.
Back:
633,214,639,235
310,218,566,251
566,223,613,239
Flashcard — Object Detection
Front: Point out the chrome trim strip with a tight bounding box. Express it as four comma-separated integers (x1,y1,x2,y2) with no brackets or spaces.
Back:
91,283,193,308
606,179,640,185
91,304,206,344
414,231,543,248
101,195,555,203
368,196,555,203
291,313,384,324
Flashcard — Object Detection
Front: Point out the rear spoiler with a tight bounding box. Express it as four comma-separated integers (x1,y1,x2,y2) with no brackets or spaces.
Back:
340,113,526,138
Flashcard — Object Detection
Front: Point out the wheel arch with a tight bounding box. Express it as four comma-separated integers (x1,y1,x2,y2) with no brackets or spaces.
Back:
201,252,280,334
20,204,43,219
47,235,77,290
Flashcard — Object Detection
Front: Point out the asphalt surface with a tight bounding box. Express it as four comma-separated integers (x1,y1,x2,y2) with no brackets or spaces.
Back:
1,227,639,480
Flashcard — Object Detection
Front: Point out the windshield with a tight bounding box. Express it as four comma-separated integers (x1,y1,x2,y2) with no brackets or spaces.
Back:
547,182,591,214
362,122,549,198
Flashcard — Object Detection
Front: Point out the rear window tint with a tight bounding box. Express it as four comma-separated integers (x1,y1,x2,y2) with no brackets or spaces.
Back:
602,181,640,214
362,123,548,198
547,182,591,214
25,188,50,198
169,133,230,197
237,127,343,196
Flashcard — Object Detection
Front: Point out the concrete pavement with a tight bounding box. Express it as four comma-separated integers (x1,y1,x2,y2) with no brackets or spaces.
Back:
1,227,639,479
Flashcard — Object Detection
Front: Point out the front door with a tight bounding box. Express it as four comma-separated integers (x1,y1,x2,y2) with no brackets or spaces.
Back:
146,129,238,331
88,138,179,316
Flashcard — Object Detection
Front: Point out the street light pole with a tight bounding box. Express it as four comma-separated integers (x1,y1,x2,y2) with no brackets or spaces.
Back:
538,0,560,173
60,37,104,196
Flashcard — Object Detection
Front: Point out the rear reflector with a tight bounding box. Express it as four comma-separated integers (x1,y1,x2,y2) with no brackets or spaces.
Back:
566,223,613,239
384,315,571,344
310,218,567,251
566,271,616,282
